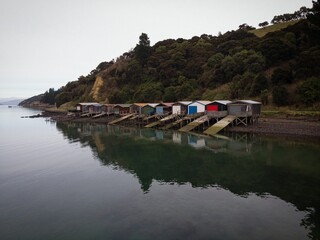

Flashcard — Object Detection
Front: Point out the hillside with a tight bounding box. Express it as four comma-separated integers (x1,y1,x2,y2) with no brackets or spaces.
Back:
23,3,320,109
250,20,301,37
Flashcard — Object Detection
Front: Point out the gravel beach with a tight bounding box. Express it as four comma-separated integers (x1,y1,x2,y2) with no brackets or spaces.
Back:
228,117,320,138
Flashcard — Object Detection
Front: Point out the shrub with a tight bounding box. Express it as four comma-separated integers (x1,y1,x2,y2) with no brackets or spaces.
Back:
272,86,288,106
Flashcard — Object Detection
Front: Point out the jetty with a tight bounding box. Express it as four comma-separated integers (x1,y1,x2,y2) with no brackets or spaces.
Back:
178,115,210,132
109,113,136,125
161,113,203,130
92,112,107,118
203,115,237,136
145,114,178,128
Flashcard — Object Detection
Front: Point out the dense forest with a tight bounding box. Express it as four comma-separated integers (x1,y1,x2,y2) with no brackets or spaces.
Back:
28,1,320,109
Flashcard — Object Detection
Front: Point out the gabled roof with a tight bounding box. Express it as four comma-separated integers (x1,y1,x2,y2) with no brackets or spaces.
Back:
211,100,232,105
190,100,212,106
133,103,148,107
77,102,100,106
114,104,132,108
147,103,160,108
173,101,192,106
161,102,174,107
230,100,262,105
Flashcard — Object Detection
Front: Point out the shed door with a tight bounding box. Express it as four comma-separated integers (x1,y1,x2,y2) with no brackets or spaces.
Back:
207,105,218,112
172,106,180,114
188,106,197,114
156,107,163,114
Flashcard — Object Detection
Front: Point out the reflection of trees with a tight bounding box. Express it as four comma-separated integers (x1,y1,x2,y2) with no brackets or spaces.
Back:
56,122,320,240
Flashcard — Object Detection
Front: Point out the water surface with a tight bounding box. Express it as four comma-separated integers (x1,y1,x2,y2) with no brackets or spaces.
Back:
0,106,320,240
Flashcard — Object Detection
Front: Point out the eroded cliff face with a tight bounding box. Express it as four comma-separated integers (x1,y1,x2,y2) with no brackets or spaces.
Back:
90,75,105,102
89,58,129,103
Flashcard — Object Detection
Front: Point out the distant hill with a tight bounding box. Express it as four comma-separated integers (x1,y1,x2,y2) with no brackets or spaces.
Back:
19,94,46,107
25,2,320,109
0,98,25,105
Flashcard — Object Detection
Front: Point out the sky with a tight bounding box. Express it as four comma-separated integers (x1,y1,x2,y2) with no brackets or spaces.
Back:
0,0,313,99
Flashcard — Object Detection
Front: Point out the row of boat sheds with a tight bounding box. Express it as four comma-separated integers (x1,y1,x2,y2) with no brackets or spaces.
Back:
74,100,261,137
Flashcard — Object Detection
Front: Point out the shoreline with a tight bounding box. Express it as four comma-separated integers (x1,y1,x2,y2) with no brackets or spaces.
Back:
37,110,320,139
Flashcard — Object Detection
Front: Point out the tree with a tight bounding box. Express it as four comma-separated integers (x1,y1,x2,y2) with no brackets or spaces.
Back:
272,86,288,106
42,88,56,105
134,33,151,66
259,21,269,28
271,69,293,84
250,73,269,97
138,33,150,46
298,77,320,104
260,89,269,105
207,53,224,68
238,23,255,30
307,0,320,26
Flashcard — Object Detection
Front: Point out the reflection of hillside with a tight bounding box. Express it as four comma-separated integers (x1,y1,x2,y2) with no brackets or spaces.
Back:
56,122,320,240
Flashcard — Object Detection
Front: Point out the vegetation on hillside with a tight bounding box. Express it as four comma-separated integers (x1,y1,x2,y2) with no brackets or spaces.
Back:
31,1,320,109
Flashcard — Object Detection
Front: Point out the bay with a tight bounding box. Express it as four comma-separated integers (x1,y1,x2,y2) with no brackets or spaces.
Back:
0,106,319,240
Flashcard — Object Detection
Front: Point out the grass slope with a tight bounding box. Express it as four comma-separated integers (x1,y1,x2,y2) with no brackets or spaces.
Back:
250,20,301,37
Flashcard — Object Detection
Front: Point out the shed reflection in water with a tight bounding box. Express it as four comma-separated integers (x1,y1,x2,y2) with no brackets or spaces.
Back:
56,122,320,240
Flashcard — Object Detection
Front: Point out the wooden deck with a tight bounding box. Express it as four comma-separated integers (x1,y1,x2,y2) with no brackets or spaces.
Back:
109,113,136,125
145,114,179,128
145,121,161,128
203,115,236,136
92,112,107,118
159,114,177,122
161,113,202,130
161,119,183,130
143,114,157,121
178,115,210,132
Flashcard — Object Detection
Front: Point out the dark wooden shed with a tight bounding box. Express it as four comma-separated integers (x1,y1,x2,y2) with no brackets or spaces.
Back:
113,104,132,115
228,100,261,117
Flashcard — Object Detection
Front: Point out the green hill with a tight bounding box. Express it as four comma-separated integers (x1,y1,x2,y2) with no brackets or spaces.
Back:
25,2,320,109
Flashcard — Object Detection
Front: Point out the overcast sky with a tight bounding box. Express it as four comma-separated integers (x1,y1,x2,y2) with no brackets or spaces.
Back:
0,0,313,99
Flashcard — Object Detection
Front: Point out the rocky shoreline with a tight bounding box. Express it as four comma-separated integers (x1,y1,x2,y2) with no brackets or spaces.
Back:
229,117,320,138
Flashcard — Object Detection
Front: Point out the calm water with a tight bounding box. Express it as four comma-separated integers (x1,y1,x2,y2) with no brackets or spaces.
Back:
1,106,320,240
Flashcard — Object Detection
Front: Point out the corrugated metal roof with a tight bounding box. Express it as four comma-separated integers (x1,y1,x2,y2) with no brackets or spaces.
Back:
148,103,160,108
114,104,132,108
231,100,262,105
133,103,148,107
195,100,212,105
161,102,174,107
212,100,232,105
177,101,192,106
77,102,100,106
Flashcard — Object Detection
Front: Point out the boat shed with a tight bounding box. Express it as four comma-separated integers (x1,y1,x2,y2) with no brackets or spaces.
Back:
228,100,261,117
172,101,192,115
156,102,174,115
188,101,211,114
206,100,231,112
88,103,103,114
102,104,115,114
206,100,232,118
131,103,147,114
76,102,100,113
142,103,159,115
113,104,132,115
